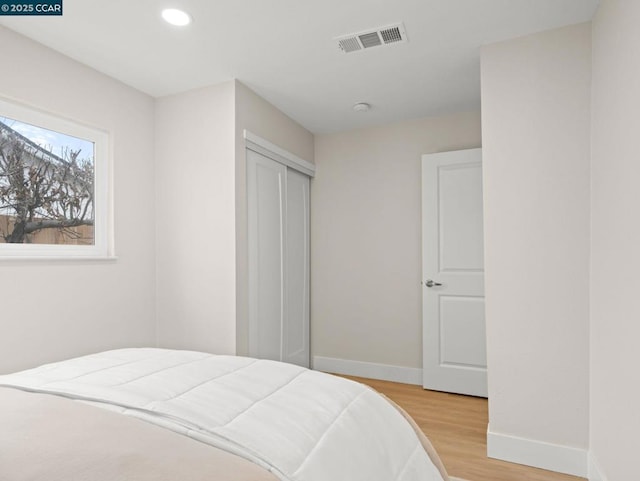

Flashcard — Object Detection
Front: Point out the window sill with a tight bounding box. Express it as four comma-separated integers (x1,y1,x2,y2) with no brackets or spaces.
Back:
0,256,118,262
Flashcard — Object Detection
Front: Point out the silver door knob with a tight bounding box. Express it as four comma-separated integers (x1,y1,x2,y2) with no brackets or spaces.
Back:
425,279,442,288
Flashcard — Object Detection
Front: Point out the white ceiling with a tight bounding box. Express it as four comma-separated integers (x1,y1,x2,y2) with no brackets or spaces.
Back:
0,0,599,133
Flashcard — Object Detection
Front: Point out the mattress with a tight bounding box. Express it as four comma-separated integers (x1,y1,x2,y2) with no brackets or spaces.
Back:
0,348,449,481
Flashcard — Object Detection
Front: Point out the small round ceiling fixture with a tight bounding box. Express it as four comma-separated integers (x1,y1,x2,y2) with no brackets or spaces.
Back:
161,8,192,27
353,102,371,112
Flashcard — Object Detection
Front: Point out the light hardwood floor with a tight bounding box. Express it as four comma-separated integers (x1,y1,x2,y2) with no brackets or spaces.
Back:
342,376,586,481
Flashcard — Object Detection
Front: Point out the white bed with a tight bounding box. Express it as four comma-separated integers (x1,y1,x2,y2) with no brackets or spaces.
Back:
0,348,458,481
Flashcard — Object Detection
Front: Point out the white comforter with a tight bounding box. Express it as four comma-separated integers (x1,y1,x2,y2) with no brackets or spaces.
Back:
0,348,444,481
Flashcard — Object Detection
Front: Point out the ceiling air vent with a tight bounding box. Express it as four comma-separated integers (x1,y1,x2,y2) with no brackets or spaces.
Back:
335,23,407,54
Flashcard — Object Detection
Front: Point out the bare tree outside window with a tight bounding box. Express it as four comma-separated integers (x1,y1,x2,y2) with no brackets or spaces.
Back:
0,117,95,245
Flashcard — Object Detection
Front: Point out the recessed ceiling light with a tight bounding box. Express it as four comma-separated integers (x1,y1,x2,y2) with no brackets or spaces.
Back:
353,102,371,112
161,8,192,27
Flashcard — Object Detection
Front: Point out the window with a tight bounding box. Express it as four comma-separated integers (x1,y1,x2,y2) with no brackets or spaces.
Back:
0,98,110,258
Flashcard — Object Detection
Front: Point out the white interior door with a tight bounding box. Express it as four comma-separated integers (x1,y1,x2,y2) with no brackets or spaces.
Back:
282,169,310,367
422,148,487,397
247,148,310,368
248,149,286,362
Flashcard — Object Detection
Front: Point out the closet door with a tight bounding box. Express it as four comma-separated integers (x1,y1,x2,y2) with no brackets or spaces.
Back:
247,149,310,367
247,149,286,362
282,169,310,367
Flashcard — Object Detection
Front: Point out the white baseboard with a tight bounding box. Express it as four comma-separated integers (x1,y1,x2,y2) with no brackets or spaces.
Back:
312,356,423,385
588,453,608,481
487,425,588,478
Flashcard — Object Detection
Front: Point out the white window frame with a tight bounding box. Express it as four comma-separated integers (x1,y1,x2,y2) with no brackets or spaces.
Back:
0,97,112,259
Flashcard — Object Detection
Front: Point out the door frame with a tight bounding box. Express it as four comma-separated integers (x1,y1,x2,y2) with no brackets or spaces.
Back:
244,130,316,178
245,131,314,367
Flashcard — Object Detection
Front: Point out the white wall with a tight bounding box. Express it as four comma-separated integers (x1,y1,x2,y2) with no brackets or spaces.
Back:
155,82,237,353
234,81,314,355
0,27,157,373
311,112,481,371
481,23,591,474
590,1,640,479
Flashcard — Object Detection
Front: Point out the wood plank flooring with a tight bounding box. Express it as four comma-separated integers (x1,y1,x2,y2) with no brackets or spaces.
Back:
342,375,586,481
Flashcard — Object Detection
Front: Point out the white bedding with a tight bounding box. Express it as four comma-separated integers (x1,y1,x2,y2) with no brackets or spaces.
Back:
0,348,444,481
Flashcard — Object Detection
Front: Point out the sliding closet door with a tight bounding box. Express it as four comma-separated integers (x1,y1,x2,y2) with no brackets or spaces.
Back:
247,148,310,367
247,149,286,362
282,169,310,367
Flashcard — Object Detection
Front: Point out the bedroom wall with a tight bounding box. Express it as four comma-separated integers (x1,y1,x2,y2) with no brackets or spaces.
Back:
311,112,481,376
155,81,237,354
0,27,156,373
481,23,591,475
590,1,640,479
234,80,314,356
